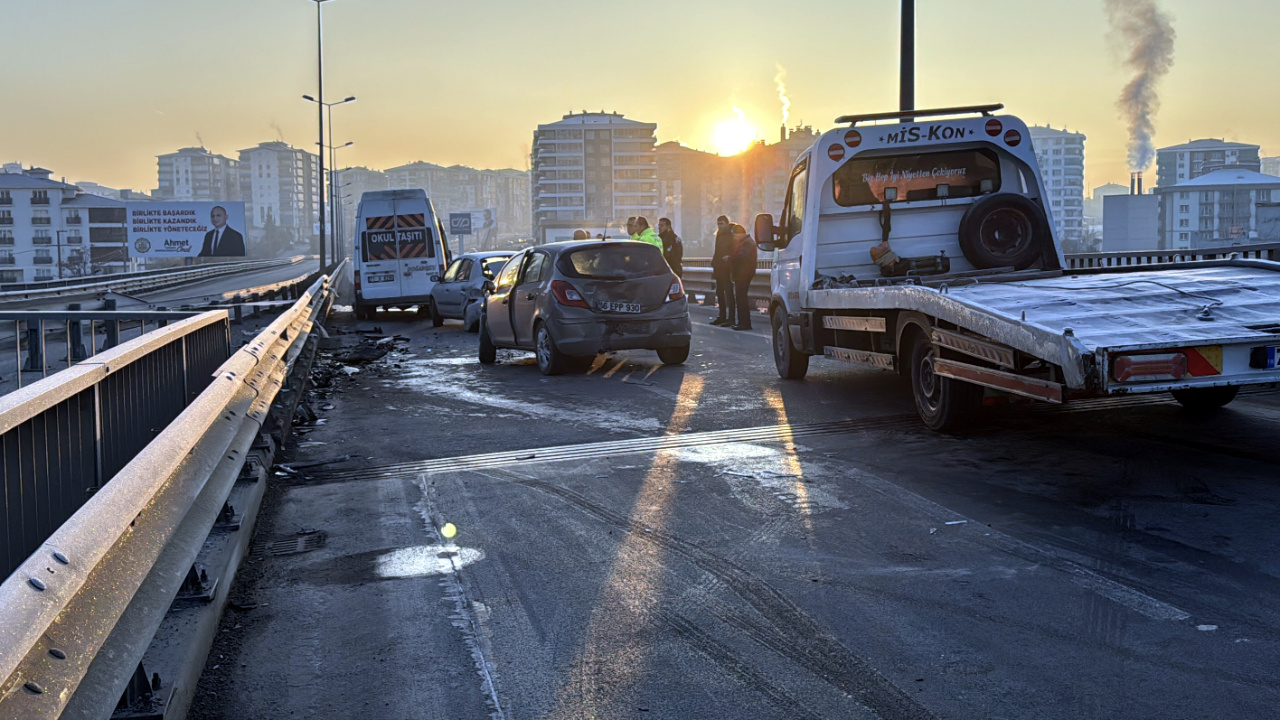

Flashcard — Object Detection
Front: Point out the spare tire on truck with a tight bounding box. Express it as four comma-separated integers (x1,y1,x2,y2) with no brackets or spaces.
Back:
957,194,1051,270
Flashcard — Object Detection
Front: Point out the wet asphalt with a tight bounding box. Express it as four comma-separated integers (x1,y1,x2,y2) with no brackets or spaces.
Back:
189,300,1280,720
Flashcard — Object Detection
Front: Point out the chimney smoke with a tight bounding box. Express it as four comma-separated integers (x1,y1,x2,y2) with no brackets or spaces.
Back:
1106,0,1176,172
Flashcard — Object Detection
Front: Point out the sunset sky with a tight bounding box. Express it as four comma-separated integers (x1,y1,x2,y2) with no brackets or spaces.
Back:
2,0,1276,194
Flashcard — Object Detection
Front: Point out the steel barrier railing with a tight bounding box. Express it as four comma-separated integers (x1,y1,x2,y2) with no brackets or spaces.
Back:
0,259,345,719
0,311,231,581
0,256,306,308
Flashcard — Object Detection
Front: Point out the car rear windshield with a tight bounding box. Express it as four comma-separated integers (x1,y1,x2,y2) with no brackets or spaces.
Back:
831,148,1002,206
559,244,668,279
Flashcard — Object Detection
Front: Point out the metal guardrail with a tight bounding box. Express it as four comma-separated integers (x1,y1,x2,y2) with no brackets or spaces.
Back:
680,242,1280,303
1062,242,1280,269
0,259,345,719
0,256,306,307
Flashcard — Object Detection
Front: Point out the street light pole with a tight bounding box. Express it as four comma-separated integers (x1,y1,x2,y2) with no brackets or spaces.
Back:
901,0,915,113
303,93,354,264
310,0,330,272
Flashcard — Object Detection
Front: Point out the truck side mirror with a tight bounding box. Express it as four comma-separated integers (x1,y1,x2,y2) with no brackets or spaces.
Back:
754,213,779,251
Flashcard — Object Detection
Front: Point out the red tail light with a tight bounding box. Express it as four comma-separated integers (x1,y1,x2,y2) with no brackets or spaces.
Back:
551,280,589,308
666,279,685,302
1113,353,1188,382
354,269,361,295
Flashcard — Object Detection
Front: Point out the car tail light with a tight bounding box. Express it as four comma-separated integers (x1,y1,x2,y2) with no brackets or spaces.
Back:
551,280,589,308
666,279,685,302
1113,352,1188,383
354,269,361,295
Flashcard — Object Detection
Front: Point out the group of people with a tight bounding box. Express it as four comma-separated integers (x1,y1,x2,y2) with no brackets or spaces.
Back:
569,214,754,329
571,216,684,276
710,215,757,331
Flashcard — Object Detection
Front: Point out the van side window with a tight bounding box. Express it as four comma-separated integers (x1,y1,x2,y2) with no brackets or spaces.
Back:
784,162,808,241
495,252,523,292
519,253,549,285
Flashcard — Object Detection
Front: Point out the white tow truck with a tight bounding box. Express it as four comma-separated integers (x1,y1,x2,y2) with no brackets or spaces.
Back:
754,105,1280,430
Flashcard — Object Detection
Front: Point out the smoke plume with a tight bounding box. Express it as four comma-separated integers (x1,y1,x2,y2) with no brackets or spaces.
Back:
1105,0,1176,171
774,64,791,126
270,121,286,142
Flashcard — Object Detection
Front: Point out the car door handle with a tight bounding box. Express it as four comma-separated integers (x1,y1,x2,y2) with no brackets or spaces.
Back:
524,292,537,300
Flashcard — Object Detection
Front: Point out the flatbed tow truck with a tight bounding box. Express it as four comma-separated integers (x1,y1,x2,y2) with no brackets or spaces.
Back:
753,105,1280,430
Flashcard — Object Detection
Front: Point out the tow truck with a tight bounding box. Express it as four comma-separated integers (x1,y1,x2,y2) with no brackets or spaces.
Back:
754,105,1280,430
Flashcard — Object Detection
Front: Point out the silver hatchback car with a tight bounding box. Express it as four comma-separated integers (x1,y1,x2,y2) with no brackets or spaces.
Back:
478,241,692,375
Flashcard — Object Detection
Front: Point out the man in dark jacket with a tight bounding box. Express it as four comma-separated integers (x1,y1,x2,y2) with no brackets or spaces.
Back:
729,223,758,330
710,215,735,326
657,217,683,277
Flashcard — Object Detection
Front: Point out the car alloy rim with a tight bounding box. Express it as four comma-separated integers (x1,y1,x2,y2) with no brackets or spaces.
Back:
537,328,552,368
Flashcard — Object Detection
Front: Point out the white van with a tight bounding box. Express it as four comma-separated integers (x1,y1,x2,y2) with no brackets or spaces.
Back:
353,189,452,319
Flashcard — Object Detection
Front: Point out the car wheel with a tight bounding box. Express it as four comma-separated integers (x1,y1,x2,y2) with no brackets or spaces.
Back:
957,194,1051,270
478,316,497,365
908,329,982,432
656,343,690,365
1171,386,1238,411
463,301,480,333
772,306,809,380
535,323,567,376
428,299,444,327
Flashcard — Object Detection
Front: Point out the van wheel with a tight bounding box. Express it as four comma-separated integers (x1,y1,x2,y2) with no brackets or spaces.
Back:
909,330,982,432
356,304,374,321
772,307,809,380
958,195,1050,270
463,302,481,333
535,323,567,376
478,317,497,365
1171,386,1238,411
427,300,444,327
657,343,690,365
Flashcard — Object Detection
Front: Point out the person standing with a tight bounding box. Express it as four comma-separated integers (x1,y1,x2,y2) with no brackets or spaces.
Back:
626,217,638,241
657,217,683,277
729,223,758,331
710,215,735,326
631,216,663,250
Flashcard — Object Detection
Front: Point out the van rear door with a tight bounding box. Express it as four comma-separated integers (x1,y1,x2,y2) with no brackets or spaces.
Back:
358,196,403,303
393,200,439,302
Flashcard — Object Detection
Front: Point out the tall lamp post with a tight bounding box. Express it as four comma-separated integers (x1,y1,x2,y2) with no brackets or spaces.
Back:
303,94,355,261
305,0,336,272
901,0,915,113
314,138,354,261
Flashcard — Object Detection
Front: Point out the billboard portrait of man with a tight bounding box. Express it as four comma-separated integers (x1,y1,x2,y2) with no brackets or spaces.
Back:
199,205,246,257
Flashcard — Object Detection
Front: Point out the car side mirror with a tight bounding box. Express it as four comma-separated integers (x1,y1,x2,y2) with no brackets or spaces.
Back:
482,280,495,294
754,213,780,251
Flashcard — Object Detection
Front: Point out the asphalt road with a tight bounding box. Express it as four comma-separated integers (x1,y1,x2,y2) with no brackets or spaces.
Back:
190,300,1280,720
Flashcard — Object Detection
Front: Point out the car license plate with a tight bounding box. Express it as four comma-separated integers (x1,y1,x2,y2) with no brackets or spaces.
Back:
598,301,641,313
1250,345,1280,369
366,272,395,284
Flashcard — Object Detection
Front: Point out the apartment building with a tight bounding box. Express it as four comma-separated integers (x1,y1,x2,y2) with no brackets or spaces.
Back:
531,112,658,242
0,166,130,282
1028,126,1086,250
1156,139,1261,188
155,147,240,202
1155,168,1280,249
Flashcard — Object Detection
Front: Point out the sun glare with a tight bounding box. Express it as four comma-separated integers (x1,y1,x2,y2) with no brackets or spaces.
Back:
712,107,758,156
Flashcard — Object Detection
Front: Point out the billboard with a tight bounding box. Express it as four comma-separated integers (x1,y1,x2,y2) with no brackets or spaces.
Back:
448,212,472,236
449,208,497,249
126,202,248,258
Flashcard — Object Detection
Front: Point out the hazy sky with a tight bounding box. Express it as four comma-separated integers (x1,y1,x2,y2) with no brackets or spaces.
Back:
2,0,1276,193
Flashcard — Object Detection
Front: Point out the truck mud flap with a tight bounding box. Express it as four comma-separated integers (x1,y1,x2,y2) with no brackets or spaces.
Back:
933,358,1064,403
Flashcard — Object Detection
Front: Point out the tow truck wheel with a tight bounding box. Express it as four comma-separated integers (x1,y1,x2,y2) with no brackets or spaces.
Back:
1171,386,1238,411
908,331,982,432
478,317,497,365
772,307,809,380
